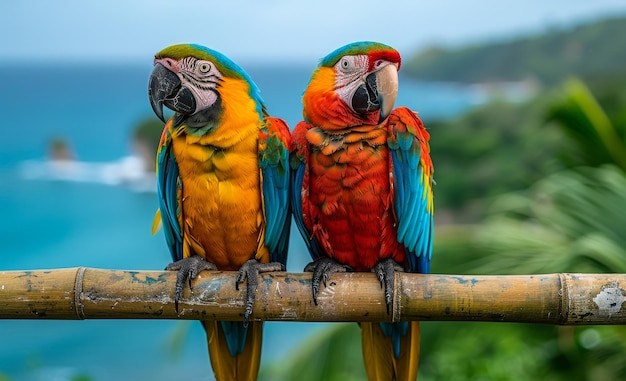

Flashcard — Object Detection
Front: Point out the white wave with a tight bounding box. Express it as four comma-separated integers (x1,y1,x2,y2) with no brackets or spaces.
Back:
19,155,156,192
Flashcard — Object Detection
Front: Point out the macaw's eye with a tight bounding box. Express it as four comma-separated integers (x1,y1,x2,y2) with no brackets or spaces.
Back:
338,57,354,73
198,62,212,73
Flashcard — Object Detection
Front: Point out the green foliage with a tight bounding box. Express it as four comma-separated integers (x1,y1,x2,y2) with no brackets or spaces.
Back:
405,16,626,85
428,70,626,222
472,165,626,275
133,117,165,156
548,78,626,171
437,73,626,380
133,117,166,172
429,95,566,221
585,71,626,130
421,322,556,380
420,322,626,381
442,164,626,381
259,323,367,381
461,75,626,275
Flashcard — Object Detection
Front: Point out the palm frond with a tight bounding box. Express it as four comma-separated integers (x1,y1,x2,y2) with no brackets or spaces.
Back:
473,165,626,274
547,78,626,171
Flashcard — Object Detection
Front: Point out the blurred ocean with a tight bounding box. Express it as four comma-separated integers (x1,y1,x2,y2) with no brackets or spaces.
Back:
0,62,484,380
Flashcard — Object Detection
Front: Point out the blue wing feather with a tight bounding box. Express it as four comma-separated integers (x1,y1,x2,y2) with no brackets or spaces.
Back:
220,321,247,355
156,121,183,262
291,160,324,261
290,122,324,261
383,107,434,360
387,107,433,275
258,117,292,266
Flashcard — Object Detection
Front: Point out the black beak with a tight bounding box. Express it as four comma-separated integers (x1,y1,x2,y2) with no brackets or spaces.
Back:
148,63,196,123
350,64,398,122
351,72,380,115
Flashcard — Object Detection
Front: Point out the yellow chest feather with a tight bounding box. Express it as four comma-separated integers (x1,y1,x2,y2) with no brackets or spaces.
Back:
172,123,268,269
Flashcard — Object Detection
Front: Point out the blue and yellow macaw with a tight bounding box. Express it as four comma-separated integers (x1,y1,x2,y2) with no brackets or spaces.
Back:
148,44,291,381
290,41,434,380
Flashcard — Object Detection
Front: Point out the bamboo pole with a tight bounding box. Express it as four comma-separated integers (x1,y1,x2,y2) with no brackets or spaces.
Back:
0,268,624,325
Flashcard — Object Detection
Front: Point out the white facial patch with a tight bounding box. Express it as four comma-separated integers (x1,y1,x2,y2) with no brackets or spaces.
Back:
179,57,222,113
334,55,369,106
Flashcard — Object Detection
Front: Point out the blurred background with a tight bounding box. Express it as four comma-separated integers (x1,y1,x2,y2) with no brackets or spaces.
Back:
2,0,626,380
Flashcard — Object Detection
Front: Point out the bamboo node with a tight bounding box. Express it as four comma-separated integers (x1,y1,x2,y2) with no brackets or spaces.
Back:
392,271,401,322
73,267,86,320
557,273,568,324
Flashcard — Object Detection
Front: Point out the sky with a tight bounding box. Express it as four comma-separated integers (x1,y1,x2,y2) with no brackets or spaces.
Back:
2,0,626,64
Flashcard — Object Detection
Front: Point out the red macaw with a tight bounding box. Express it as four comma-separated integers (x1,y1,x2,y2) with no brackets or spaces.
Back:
290,41,434,380
148,44,291,381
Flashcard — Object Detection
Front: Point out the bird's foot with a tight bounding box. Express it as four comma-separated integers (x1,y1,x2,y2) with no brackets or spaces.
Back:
165,255,217,312
304,258,352,306
374,258,405,314
236,259,285,327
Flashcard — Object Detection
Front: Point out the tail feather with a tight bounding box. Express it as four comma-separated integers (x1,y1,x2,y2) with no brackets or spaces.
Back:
203,320,263,381
361,321,420,381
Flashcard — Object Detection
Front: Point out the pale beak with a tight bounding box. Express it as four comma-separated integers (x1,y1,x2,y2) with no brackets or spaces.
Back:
376,63,398,121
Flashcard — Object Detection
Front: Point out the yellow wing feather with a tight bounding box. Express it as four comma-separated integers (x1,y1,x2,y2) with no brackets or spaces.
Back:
361,322,420,380
151,209,162,235
204,321,263,381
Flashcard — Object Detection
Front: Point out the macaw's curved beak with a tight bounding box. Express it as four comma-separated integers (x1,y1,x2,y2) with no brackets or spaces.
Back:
148,63,196,123
351,63,398,122
376,64,398,121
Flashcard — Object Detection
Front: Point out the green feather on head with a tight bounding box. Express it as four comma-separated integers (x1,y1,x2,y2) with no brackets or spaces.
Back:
319,41,398,67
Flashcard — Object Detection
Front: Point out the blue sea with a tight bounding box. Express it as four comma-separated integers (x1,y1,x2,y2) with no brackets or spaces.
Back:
0,62,484,380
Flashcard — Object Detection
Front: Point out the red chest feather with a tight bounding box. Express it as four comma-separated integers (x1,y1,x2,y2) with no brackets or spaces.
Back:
305,126,406,270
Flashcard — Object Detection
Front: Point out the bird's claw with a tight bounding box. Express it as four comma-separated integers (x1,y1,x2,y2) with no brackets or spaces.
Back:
304,258,352,306
236,259,285,327
374,258,404,315
165,255,217,312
